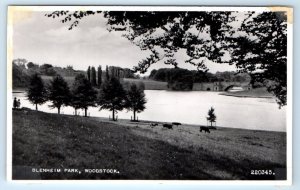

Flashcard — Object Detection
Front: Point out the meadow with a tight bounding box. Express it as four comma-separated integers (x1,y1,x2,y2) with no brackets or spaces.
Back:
12,109,286,180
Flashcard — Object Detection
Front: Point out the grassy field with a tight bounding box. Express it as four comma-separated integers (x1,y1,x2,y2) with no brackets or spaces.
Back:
122,78,168,90
220,87,273,98
41,75,75,86
12,109,286,180
40,76,168,90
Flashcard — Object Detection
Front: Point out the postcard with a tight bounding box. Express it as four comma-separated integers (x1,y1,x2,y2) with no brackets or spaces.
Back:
7,6,293,184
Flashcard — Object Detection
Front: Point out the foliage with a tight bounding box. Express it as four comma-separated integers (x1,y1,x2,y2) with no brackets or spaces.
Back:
207,107,217,126
40,64,57,76
45,10,288,107
224,12,287,107
87,66,91,82
27,62,39,70
97,65,102,88
98,77,127,120
27,73,47,110
70,74,97,116
105,65,109,80
149,68,252,86
12,61,30,88
91,66,97,86
126,83,147,121
166,68,194,90
48,75,71,114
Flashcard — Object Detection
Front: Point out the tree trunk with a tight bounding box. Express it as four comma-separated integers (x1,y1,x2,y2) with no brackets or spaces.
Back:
85,108,87,117
133,110,136,121
75,109,77,116
35,104,38,111
112,109,115,121
58,107,61,114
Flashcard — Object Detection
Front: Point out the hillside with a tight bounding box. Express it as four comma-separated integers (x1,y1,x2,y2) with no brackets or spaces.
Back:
12,109,286,180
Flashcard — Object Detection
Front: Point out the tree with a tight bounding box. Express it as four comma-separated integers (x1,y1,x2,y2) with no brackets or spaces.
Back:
97,65,102,88
13,61,30,88
98,77,127,121
27,73,47,110
126,84,147,121
71,74,97,116
46,10,288,107
91,66,97,86
48,75,71,114
40,63,56,76
224,12,287,107
207,107,216,127
87,66,91,82
105,65,109,80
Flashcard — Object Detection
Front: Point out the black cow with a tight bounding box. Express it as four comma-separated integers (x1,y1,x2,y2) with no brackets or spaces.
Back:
150,123,158,127
163,124,173,129
200,126,210,133
172,122,182,127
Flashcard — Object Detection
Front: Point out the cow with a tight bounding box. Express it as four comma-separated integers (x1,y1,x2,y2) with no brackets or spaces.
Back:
200,126,210,133
150,123,158,127
172,122,182,127
163,124,173,129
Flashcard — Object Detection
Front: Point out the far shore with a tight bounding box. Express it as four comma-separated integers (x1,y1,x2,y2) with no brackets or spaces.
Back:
220,87,274,99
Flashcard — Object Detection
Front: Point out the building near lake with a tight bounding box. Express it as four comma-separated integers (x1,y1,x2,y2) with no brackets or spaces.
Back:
192,81,252,91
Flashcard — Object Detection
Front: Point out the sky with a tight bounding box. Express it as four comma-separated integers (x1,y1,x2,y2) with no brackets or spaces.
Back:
12,10,239,75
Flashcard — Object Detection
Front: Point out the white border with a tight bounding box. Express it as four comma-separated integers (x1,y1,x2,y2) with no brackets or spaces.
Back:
6,5,293,185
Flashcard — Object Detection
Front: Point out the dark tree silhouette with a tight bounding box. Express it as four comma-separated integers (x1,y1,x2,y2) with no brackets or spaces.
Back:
91,66,97,86
207,107,216,127
98,77,127,121
105,65,109,80
224,12,287,107
126,83,147,121
71,74,97,116
48,75,71,114
87,66,91,82
27,73,47,110
97,65,102,88
46,10,288,106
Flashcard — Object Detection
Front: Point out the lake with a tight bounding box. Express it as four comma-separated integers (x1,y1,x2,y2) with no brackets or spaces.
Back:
12,90,286,132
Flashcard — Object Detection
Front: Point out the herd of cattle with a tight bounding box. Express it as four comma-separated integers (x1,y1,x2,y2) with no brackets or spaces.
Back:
149,122,212,133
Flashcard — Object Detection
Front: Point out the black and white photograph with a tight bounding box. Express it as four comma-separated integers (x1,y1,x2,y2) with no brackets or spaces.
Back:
7,6,292,182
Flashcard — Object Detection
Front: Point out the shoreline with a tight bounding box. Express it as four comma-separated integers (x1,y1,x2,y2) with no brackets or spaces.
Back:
18,107,286,133
89,115,286,133
219,92,273,99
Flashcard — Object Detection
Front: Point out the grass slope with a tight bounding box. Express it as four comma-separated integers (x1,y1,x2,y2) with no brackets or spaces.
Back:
221,87,273,98
123,78,168,90
12,110,286,180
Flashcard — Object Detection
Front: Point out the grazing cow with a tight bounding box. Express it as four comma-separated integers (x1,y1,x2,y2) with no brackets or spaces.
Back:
172,122,182,127
200,126,210,133
163,124,173,129
150,123,158,127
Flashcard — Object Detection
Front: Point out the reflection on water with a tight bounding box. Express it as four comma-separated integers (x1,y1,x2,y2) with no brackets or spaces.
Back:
12,90,286,132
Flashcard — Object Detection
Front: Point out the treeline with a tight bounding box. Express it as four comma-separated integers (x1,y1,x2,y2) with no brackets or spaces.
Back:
149,68,251,83
13,58,137,88
27,71,146,121
149,68,251,90
13,59,84,88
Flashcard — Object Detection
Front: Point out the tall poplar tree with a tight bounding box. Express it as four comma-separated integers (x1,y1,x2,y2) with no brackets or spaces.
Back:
91,66,97,86
87,66,91,82
97,65,102,88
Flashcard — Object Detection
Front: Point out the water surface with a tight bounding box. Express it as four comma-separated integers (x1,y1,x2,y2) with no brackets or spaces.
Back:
13,90,286,132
